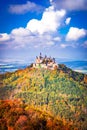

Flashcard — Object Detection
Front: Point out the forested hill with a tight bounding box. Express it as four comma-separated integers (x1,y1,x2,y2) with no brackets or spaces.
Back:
0,64,87,129
58,64,87,83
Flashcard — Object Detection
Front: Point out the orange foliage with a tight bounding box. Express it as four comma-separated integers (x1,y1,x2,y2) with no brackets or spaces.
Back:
0,99,74,130
84,75,87,84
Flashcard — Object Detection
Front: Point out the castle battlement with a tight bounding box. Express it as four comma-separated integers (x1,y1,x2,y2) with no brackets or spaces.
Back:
33,53,58,70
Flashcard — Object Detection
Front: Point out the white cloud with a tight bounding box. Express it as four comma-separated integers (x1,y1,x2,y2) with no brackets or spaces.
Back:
49,0,53,4
0,33,10,42
53,37,61,41
66,27,86,41
51,0,87,11
60,43,76,48
11,27,31,37
10,27,62,48
11,32,56,48
60,44,67,48
26,6,66,34
0,6,65,49
65,17,71,25
50,0,53,2
9,1,43,14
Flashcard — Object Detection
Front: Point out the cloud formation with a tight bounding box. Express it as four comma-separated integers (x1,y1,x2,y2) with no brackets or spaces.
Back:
65,17,71,25
66,27,86,41
0,33,10,42
10,31,58,49
60,43,77,48
1,5,66,49
9,1,44,14
26,6,66,34
11,27,31,37
51,0,87,11
1,3,86,51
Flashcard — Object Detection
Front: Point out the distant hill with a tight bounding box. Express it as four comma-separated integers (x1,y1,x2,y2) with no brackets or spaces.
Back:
0,59,87,74
0,64,87,129
58,60,87,74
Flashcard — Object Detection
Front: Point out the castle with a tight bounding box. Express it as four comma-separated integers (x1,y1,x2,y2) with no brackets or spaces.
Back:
33,53,58,70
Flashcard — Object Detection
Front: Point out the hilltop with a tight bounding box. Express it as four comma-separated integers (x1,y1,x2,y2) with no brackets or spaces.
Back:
0,56,87,129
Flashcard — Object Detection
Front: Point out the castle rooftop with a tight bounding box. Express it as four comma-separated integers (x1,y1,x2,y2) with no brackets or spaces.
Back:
33,53,58,70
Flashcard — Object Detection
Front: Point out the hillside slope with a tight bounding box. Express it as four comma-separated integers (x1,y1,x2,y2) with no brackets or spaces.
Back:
0,100,72,130
0,64,87,129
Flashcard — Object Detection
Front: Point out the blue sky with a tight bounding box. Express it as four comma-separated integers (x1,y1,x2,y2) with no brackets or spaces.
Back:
0,0,87,61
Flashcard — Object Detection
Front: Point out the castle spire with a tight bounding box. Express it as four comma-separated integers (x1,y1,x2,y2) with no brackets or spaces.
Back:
40,52,42,56
40,52,42,59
